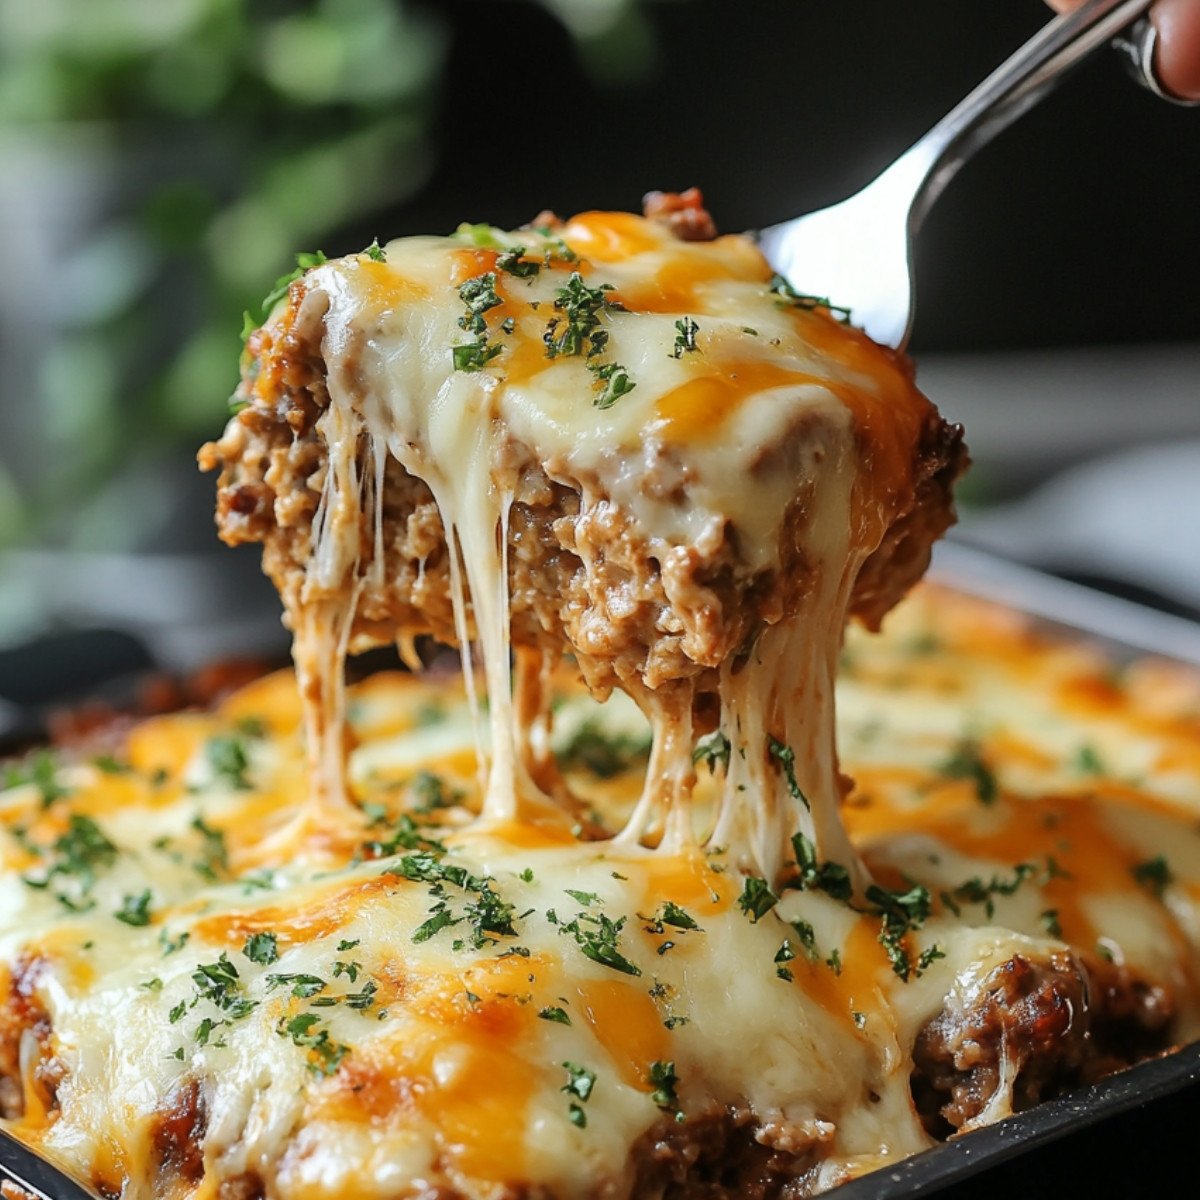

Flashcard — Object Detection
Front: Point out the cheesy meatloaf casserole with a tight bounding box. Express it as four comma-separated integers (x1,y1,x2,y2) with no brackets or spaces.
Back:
4,193,1200,1199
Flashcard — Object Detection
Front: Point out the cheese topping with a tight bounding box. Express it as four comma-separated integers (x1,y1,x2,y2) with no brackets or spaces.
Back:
27,203,1186,1199
218,212,949,893
3,588,1200,1200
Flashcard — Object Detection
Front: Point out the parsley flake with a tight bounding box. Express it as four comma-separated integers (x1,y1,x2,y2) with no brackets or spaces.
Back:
1132,855,1172,900
940,739,997,804
738,877,779,922
692,731,731,773
559,912,641,976
768,737,810,810
562,1061,596,1102
767,274,852,324
790,832,852,901
261,251,327,315
242,932,279,965
672,317,700,358
114,889,154,927
648,1060,681,1113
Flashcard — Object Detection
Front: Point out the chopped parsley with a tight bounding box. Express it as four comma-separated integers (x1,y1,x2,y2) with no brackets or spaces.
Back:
865,884,933,980
692,731,731,773
768,737,810,810
648,1060,681,1116
939,739,997,804
192,954,255,1017
266,973,327,999
557,719,651,779
453,336,502,372
5,749,71,808
916,944,946,973
1041,909,1063,938
558,911,641,976
242,931,279,965
452,271,506,372
939,863,1036,920
767,274,852,324
412,769,458,814
191,816,229,881
159,928,190,956
261,250,327,314
345,980,378,1011
1072,744,1105,775
1132,855,1172,900
457,272,502,334
645,900,700,933
589,360,637,409
539,1006,572,1025
365,813,446,858
364,238,386,262
737,877,778,922
496,248,541,278
114,889,153,927
386,852,519,951
774,940,796,981
22,813,117,904
539,271,636,407
278,1013,348,1076
543,273,614,359
206,734,253,791
672,317,700,358
561,1061,596,1127
789,919,818,959
790,832,853,901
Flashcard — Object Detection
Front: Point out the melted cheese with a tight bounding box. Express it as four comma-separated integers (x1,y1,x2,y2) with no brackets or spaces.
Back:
12,211,1194,1198
236,214,936,892
4,589,1200,1198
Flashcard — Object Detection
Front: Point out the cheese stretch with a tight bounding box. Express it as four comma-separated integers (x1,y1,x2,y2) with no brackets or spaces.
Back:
4,587,1200,1199
203,209,960,892
11,204,1189,1198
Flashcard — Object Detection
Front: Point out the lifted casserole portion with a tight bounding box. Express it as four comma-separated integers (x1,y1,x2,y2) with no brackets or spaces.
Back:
200,197,965,883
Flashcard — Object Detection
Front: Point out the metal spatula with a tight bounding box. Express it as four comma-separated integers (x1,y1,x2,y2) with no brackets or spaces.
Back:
757,0,1155,350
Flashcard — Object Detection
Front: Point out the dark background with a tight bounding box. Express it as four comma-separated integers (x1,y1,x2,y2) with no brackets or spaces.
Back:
372,0,1197,355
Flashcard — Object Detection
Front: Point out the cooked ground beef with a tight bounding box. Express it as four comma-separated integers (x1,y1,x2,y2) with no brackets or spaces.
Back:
627,1107,832,1200
642,188,720,242
151,1080,209,1187
1082,954,1177,1076
912,952,1091,1135
910,950,1180,1139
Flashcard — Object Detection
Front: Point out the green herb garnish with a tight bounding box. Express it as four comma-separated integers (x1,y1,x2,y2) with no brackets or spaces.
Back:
242,931,279,965
114,889,153,927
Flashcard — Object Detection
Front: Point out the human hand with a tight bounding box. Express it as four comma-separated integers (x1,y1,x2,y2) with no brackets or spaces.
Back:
1048,0,1200,101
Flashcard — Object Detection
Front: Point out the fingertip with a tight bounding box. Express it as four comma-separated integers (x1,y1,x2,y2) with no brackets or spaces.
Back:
1153,0,1200,102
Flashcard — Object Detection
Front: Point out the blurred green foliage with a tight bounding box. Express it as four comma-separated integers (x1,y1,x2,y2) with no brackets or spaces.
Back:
0,0,647,548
